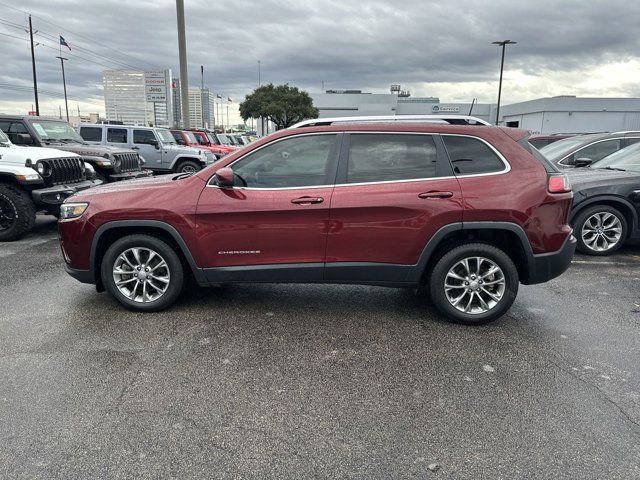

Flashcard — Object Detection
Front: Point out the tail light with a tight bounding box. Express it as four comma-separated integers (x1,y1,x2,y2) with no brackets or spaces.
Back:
548,174,571,193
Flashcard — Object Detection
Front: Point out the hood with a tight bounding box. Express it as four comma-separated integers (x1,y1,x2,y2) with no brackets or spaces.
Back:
0,143,81,165
566,168,640,189
75,173,180,198
45,142,136,157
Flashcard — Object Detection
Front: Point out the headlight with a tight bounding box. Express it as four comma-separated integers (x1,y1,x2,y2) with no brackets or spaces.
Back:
17,172,42,182
60,202,89,220
36,161,51,177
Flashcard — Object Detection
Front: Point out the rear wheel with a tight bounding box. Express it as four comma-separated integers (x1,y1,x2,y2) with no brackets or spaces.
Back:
176,160,201,174
574,205,627,256
428,243,519,325
101,234,184,311
0,183,36,242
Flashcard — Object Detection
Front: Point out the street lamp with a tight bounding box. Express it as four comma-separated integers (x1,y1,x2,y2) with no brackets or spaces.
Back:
492,39,516,125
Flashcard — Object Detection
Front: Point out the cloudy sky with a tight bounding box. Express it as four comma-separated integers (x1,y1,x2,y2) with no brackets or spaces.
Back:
1,0,639,120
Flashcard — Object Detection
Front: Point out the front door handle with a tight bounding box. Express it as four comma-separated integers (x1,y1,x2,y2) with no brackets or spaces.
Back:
291,196,324,205
131,146,140,150
418,190,454,199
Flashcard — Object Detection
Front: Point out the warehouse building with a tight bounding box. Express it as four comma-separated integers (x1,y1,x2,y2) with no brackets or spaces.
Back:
497,96,640,133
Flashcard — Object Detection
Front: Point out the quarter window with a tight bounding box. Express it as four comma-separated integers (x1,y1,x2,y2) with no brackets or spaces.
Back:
79,127,102,142
443,136,505,175
347,134,438,183
107,128,127,143
230,134,337,188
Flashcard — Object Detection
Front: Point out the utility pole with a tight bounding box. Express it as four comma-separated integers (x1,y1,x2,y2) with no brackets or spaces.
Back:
492,40,517,125
56,56,69,122
28,15,39,116
258,60,261,87
200,65,205,128
176,0,190,128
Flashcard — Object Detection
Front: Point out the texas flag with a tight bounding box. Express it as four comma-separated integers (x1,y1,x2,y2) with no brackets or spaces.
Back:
59,36,71,51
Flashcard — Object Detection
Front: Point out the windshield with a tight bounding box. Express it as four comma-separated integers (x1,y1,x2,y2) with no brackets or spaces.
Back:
0,129,9,144
156,129,176,144
591,142,640,171
183,131,197,144
206,132,218,144
28,119,84,143
217,134,232,145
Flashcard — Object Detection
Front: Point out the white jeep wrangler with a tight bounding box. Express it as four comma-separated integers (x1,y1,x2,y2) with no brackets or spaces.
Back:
0,129,101,241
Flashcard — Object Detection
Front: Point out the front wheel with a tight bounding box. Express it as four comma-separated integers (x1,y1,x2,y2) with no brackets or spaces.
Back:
0,184,36,242
428,243,519,325
101,234,184,311
176,160,201,174
574,205,627,256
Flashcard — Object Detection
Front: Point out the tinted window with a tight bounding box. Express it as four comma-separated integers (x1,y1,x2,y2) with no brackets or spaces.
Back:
79,127,102,142
231,134,336,188
528,138,549,149
443,136,505,175
347,134,437,183
8,122,28,134
133,129,156,144
107,128,127,143
172,132,185,144
569,139,620,164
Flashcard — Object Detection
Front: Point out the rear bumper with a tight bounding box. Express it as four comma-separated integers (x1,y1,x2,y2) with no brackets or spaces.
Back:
64,264,94,284
31,179,102,206
524,234,577,285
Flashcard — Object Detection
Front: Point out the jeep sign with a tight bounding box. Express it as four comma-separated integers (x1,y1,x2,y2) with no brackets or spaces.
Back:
144,71,167,103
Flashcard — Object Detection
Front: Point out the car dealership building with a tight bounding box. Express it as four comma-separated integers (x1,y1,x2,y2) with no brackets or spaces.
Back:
311,90,640,134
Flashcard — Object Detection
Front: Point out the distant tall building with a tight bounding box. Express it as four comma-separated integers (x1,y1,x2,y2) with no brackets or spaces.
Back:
187,87,216,129
103,69,173,127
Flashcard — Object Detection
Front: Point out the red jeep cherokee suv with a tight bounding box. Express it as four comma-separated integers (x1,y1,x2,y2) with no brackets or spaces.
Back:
58,119,576,324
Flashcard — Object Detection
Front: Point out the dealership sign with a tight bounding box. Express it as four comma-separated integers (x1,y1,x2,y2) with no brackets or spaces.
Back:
432,105,460,113
144,71,167,102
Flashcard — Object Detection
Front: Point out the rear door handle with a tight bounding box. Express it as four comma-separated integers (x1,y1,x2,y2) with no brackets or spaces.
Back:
291,196,324,205
418,191,454,199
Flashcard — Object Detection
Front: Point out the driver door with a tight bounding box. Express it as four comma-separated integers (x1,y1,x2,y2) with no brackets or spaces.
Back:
132,129,162,167
195,133,341,283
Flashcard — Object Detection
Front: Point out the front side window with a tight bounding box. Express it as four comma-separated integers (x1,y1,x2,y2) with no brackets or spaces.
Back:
133,129,156,144
107,128,128,143
443,135,505,175
79,127,102,142
568,139,621,164
347,134,438,183
230,134,337,188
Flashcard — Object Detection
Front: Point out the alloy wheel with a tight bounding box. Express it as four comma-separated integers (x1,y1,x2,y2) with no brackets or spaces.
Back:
444,257,506,314
181,165,197,173
581,212,623,252
112,247,171,303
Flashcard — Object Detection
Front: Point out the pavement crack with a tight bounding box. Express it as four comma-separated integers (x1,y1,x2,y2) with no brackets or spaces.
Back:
546,355,640,434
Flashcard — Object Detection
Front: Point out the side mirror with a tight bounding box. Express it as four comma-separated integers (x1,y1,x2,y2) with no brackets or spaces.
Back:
574,157,594,167
15,133,34,145
214,167,234,187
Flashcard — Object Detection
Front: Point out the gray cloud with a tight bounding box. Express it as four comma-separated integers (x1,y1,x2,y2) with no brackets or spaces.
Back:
1,0,639,114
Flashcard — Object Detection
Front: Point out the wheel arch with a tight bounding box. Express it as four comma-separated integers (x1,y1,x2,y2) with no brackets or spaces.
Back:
90,220,207,289
169,156,203,171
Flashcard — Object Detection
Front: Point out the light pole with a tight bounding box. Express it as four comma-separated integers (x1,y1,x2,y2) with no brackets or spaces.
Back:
56,56,69,122
176,0,190,128
492,39,516,125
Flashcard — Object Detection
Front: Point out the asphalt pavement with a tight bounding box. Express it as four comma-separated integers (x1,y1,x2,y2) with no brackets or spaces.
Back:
1,216,639,479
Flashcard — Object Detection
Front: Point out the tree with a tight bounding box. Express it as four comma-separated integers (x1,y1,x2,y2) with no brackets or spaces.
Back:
239,83,318,130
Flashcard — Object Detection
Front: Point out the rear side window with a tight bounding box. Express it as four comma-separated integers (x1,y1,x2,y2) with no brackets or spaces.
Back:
347,134,437,183
107,128,127,143
79,127,102,142
443,136,505,175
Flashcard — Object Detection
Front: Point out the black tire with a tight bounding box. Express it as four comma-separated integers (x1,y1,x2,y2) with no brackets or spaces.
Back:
101,234,184,312
574,205,627,256
0,183,36,242
428,243,519,325
176,160,201,174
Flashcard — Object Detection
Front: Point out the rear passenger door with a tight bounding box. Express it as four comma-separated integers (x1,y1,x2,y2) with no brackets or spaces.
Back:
325,132,463,280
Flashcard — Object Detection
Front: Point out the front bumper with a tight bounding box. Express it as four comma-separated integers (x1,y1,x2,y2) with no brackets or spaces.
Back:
31,179,103,206
108,169,153,181
64,264,94,284
524,234,577,285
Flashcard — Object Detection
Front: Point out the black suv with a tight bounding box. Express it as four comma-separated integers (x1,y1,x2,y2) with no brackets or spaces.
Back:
0,116,152,183
539,131,640,168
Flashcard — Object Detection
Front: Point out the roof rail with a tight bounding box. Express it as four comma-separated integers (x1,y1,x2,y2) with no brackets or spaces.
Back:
289,114,491,129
